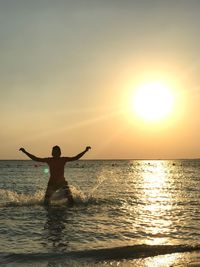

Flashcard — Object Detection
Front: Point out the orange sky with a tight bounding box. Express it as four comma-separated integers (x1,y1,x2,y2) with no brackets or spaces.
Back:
1,1,200,159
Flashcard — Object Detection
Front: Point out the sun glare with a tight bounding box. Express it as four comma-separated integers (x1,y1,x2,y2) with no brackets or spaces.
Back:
132,81,175,122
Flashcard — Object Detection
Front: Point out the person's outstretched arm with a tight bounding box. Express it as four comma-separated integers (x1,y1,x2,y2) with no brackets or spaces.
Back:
65,146,91,162
19,148,47,162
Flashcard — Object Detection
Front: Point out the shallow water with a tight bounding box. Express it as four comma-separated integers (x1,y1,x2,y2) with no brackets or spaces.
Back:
0,159,200,266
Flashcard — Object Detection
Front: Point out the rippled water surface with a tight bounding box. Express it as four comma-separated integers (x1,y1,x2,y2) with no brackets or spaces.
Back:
0,159,200,266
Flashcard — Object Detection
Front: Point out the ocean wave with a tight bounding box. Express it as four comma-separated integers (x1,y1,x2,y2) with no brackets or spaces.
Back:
1,244,200,264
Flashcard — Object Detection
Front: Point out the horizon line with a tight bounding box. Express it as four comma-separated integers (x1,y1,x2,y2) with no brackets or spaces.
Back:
1,158,200,161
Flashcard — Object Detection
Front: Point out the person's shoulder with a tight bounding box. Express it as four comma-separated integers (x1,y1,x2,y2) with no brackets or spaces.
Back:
61,156,71,162
61,157,68,161
51,157,66,161
47,157,68,162
43,157,52,162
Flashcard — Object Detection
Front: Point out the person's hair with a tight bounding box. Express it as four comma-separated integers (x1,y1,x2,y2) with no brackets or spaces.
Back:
52,145,61,157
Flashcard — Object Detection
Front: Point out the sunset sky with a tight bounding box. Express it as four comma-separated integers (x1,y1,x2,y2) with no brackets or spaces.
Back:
1,0,200,160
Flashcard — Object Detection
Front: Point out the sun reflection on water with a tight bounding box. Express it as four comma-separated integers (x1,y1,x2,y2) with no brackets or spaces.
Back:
141,253,180,267
139,161,173,245
120,160,178,248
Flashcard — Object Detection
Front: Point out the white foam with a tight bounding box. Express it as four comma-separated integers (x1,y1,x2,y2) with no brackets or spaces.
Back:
0,173,107,207
0,185,101,207
0,189,44,207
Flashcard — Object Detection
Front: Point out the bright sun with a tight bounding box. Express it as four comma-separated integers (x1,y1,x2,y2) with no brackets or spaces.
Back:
132,81,175,122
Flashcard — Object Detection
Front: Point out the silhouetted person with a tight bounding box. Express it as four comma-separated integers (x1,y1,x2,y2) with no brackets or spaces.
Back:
19,146,91,206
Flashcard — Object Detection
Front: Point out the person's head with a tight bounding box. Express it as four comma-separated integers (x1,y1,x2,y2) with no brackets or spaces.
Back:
52,145,61,158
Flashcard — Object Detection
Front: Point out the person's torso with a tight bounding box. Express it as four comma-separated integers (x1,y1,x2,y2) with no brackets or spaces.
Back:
46,157,67,182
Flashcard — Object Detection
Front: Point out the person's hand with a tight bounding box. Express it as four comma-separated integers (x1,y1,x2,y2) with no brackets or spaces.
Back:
19,148,26,153
86,146,91,152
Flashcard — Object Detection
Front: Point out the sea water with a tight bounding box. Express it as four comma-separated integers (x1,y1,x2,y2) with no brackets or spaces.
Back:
0,159,200,266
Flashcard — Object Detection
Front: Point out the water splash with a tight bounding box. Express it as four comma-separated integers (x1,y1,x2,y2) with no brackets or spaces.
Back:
70,185,102,205
86,174,107,200
0,189,44,207
0,173,109,207
70,186,88,203
0,185,105,208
